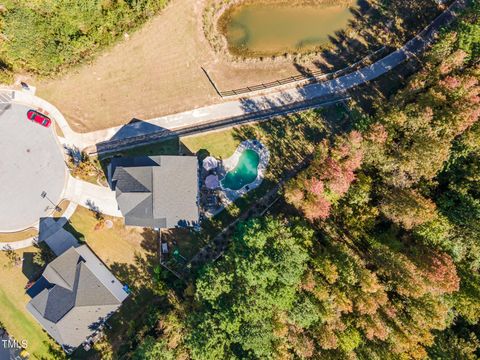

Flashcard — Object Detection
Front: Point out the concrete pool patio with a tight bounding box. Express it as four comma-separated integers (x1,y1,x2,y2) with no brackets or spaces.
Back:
0,0,467,248
220,140,270,203
199,139,270,217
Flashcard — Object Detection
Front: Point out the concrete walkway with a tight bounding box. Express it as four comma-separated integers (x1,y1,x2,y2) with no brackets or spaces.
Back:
0,175,122,251
7,0,465,151
0,0,466,251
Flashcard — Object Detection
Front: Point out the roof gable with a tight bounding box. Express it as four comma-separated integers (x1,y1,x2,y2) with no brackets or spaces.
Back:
75,262,120,307
27,245,128,352
110,156,199,228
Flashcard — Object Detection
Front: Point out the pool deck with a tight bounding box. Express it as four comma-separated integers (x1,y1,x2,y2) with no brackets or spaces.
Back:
220,140,270,205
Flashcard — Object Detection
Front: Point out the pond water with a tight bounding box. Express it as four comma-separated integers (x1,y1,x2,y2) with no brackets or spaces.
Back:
220,2,356,57
221,149,260,191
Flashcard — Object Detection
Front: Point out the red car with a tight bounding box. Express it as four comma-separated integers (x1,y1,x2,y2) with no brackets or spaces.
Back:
27,109,51,127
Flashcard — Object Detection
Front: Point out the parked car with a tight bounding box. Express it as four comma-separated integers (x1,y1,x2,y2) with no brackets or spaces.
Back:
27,109,51,127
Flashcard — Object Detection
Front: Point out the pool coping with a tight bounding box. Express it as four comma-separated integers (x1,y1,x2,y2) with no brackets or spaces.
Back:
219,139,270,205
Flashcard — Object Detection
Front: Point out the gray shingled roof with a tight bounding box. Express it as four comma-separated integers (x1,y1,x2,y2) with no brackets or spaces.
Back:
27,246,128,353
110,156,199,228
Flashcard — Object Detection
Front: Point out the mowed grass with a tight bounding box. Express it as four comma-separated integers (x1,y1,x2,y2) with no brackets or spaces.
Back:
181,129,240,158
0,248,60,359
63,206,160,359
65,206,147,266
35,0,301,133
99,130,239,164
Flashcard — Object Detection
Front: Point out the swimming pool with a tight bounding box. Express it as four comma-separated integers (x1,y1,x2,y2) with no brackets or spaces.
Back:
221,149,260,191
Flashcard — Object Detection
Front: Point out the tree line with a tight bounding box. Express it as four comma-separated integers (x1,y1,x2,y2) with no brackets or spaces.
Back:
127,3,480,359
0,0,169,82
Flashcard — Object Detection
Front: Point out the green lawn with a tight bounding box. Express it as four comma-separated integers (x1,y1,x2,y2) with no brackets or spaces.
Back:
65,206,149,268
0,248,62,359
181,129,240,158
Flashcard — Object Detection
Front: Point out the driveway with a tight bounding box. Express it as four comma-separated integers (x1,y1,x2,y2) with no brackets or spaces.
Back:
0,103,67,231
65,176,122,217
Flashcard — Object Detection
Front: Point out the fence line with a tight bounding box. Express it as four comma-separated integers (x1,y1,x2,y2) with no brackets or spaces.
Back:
93,96,349,155
218,46,388,97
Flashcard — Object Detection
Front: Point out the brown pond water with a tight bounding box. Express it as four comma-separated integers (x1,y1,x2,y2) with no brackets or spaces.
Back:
220,2,357,57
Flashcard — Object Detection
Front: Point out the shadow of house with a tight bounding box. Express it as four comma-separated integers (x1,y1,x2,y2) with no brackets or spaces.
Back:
21,252,38,281
22,243,56,283
95,119,182,156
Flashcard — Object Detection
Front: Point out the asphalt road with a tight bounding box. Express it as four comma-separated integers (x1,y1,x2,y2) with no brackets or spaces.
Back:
0,104,67,231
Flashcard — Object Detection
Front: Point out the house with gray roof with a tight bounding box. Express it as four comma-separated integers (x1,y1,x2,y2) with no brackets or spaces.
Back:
109,155,199,228
26,245,129,354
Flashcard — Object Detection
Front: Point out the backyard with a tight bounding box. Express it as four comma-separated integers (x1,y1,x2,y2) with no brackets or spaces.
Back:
62,206,204,358
0,248,61,359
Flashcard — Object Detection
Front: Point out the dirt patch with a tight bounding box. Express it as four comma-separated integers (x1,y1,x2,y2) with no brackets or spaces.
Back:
35,0,443,133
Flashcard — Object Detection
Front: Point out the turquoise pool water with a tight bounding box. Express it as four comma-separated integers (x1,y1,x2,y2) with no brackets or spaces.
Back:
221,149,260,191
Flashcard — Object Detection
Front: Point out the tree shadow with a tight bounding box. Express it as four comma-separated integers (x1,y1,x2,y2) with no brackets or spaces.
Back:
309,0,441,74
22,242,55,282
21,252,39,281
212,0,443,93
95,228,181,358
232,95,353,179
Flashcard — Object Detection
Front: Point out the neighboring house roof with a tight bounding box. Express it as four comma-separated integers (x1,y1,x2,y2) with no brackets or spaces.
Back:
27,246,128,353
109,156,199,228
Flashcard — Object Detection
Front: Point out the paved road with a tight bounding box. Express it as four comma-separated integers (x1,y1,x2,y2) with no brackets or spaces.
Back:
0,103,67,231
8,0,466,153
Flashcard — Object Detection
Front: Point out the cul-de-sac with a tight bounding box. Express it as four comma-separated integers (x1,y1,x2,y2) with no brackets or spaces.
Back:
0,0,479,359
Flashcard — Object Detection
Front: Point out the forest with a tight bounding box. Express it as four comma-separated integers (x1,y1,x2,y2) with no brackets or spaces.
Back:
0,0,168,80
129,3,480,359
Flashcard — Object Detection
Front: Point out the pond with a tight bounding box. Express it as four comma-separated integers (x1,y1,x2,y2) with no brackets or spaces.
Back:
221,149,260,191
219,2,356,57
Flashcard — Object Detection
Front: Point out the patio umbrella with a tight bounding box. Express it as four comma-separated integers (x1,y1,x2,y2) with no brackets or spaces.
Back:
203,156,218,171
205,174,220,189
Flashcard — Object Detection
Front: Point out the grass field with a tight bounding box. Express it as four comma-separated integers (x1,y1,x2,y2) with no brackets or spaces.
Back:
34,0,314,133
63,206,163,359
65,206,148,267
0,229,38,243
0,248,60,359
33,0,442,133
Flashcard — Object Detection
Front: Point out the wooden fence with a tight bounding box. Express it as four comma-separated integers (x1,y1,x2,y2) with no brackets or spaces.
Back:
217,46,388,97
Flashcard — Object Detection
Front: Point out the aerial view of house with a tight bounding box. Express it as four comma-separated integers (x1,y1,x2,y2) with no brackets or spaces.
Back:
26,246,128,354
0,0,478,359
109,155,199,228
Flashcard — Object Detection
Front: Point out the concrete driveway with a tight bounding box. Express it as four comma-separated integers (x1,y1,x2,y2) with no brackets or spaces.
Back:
0,104,67,231
65,176,122,217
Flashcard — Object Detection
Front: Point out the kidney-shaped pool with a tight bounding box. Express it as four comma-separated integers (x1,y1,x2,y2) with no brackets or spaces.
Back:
221,149,260,191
